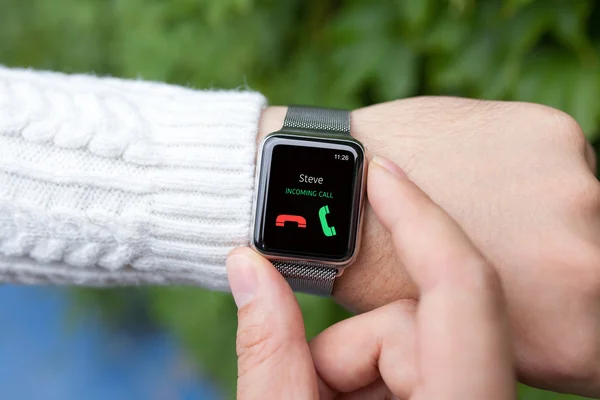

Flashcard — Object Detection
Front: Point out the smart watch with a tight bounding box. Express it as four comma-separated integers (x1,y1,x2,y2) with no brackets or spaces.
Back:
251,106,367,296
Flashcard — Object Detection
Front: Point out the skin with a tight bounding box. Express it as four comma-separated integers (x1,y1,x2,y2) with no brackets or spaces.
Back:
258,98,600,397
227,158,516,399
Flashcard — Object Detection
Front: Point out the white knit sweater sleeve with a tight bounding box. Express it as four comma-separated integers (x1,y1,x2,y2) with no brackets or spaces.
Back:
0,66,267,290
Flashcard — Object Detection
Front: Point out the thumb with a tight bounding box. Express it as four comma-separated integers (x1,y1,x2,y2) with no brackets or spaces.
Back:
227,247,319,400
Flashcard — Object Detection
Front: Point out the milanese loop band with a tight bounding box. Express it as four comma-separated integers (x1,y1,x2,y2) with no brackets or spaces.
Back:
273,105,351,296
272,261,338,296
283,105,351,135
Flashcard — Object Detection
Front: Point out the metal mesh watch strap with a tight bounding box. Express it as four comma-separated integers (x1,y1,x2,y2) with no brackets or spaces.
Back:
283,105,350,135
274,105,350,296
273,261,337,296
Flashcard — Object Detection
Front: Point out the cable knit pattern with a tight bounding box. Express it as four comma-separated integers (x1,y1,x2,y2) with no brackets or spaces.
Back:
0,66,266,290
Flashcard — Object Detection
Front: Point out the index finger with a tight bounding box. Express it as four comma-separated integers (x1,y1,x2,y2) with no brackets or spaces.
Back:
367,156,516,400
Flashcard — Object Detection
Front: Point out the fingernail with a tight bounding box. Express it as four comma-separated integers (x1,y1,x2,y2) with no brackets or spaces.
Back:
372,156,408,180
226,254,259,308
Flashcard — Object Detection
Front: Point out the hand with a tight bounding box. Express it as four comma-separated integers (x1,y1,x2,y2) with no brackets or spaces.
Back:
260,99,600,397
227,157,515,399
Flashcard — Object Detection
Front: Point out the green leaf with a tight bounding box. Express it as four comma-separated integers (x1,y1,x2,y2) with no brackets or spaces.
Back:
374,42,419,100
515,49,600,140
421,12,470,54
429,30,496,93
569,66,600,139
503,0,536,14
449,0,475,13
395,0,436,35
552,1,597,64
519,384,595,400
328,2,394,99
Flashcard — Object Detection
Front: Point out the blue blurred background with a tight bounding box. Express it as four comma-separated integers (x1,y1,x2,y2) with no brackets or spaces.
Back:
0,285,221,400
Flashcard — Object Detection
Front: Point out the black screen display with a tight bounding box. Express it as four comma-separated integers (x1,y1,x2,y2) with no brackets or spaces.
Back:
254,135,363,261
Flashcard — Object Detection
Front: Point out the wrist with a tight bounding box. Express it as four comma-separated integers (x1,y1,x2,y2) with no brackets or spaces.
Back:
333,108,419,312
258,106,287,144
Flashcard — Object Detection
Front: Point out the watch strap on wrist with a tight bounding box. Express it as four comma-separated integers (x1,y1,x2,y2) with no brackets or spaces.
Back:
272,261,337,296
273,105,350,296
283,105,350,136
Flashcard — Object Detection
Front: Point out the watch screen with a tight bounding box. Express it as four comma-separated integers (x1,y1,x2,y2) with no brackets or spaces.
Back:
254,135,364,261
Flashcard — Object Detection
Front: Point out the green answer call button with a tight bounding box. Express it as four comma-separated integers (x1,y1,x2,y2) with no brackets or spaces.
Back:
319,205,336,237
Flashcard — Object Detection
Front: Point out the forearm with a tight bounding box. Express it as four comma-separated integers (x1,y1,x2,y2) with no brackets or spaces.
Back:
0,66,266,289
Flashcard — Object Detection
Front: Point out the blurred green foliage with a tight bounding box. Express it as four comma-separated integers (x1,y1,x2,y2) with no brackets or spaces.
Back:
1,0,599,398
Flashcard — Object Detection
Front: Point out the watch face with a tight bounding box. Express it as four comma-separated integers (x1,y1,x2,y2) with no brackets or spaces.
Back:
253,134,365,262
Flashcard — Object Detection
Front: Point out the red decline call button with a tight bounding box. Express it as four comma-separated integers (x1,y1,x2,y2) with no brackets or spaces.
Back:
276,215,307,228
